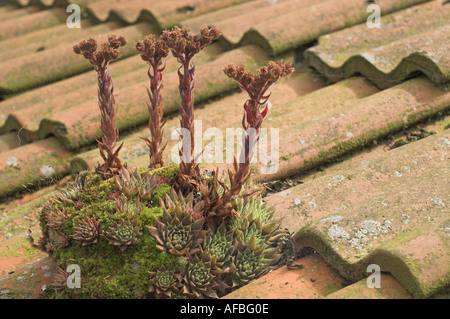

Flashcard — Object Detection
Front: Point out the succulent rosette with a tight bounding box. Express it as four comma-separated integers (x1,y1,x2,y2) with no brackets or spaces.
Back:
35,27,295,299
230,236,279,288
147,205,206,256
114,196,144,216
114,167,161,201
204,223,234,269
72,215,102,247
149,265,180,298
234,197,274,225
162,188,194,209
237,218,286,248
52,183,83,206
46,207,67,229
50,230,70,249
106,217,140,251
161,188,205,220
181,251,227,299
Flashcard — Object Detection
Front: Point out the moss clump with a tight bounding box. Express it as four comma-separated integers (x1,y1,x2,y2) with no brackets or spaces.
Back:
39,168,181,299
39,166,285,299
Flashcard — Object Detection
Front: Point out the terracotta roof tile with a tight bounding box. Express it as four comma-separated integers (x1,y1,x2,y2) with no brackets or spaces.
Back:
0,137,72,198
0,132,22,153
183,0,330,46
0,0,449,299
184,0,430,54
0,22,156,94
0,184,55,276
224,258,412,299
0,7,66,40
0,0,430,93
0,182,61,296
14,0,100,7
305,1,450,88
0,21,119,62
325,274,412,299
0,4,38,21
265,130,450,298
0,257,57,298
85,0,254,28
223,253,348,299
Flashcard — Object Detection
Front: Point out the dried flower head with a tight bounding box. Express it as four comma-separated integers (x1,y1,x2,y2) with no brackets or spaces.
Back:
223,60,294,129
161,26,221,67
136,35,169,65
74,35,127,70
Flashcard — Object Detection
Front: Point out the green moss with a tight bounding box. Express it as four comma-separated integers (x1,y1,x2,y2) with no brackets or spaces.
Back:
280,154,293,161
149,164,179,179
151,183,171,205
40,169,182,299
390,139,408,149
439,117,450,131
139,206,163,226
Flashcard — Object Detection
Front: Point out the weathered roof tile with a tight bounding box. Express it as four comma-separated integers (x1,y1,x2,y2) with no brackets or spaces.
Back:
305,1,450,87
223,253,348,299
0,22,155,94
185,0,430,55
0,7,66,40
325,274,412,299
265,130,450,298
85,0,254,28
0,0,449,299
0,137,72,198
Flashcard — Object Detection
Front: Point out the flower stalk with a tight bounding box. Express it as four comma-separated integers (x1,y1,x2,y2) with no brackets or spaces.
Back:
136,35,170,168
223,61,294,198
73,35,127,179
161,26,221,192
201,61,295,228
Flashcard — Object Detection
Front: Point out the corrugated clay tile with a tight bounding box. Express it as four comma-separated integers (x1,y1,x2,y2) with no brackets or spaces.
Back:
223,253,348,299
304,1,450,87
266,129,450,298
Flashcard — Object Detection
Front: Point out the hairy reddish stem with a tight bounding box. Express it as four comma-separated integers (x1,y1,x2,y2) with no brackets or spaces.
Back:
177,62,196,170
144,61,167,168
